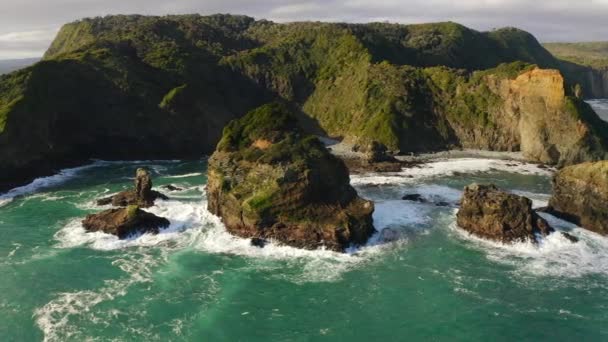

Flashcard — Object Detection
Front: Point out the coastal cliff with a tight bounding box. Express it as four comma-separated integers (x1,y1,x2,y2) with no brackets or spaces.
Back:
1,15,607,191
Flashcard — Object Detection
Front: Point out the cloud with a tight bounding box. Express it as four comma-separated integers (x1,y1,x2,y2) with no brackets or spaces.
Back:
0,29,57,59
0,0,607,59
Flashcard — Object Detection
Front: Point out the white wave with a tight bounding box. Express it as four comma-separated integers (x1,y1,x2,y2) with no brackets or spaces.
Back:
164,172,203,179
351,158,553,186
511,190,551,209
0,161,106,208
450,212,608,281
55,191,412,284
373,200,432,230
55,199,206,251
34,251,163,342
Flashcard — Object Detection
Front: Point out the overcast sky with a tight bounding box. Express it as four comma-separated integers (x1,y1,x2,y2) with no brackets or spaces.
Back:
1,0,607,59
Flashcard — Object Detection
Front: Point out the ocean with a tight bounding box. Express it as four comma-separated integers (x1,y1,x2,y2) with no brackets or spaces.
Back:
0,102,607,341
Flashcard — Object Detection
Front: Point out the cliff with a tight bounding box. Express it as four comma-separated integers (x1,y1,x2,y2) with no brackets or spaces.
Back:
0,14,607,191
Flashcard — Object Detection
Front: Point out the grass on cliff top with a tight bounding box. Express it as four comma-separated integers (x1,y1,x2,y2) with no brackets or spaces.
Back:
544,42,608,69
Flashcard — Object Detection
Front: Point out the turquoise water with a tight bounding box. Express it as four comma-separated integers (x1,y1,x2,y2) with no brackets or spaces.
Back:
1,158,608,341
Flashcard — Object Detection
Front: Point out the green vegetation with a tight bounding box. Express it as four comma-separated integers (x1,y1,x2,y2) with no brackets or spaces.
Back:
159,84,188,109
217,102,328,165
544,42,608,69
126,205,139,219
0,13,606,184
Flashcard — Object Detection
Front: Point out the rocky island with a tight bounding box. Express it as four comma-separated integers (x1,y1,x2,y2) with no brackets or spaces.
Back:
97,168,168,207
207,102,375,251
83,168,170,238
457,184,554,243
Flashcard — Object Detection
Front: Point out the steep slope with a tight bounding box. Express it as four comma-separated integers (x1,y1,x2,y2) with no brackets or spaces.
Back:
0,14,607,191
0,18,270,190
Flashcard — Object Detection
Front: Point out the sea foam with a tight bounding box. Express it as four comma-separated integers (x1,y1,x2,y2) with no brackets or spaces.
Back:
351,158,553,186
0,162,105,207
450,211,608,282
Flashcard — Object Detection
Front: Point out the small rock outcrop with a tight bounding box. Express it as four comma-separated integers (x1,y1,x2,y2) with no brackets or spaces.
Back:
97,168,168,207
162,184,183,191
548,161,608,235
82,205,170,238
457,184,554,243
207,103,375,252
402,194,426,203
363,141,396,163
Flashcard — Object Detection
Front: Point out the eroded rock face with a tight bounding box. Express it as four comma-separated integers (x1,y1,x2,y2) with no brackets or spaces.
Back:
82,206,170,238
548,161,608,235
457,184,553,243
483,68,608,166
207,103,375,252
97,168,168,207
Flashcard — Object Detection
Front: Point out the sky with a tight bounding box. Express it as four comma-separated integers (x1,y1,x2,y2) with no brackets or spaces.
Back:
0,0,607,59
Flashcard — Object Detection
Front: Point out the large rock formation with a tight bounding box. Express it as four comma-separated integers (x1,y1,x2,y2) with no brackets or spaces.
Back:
482,68,608,165
97,168,168,207
457,184,554,243
207,103,375,251
82,205,170,238
548,161,608,235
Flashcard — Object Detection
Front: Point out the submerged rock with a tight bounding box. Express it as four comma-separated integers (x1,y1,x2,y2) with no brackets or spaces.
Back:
207,103,375,252
402,194,427,203
380,228,399,242
457,184,554,243
250,238,267,248
96,168,168,207
162,184,183,191
364,141,396,164
560,232,579,243
548,161,608,235
82,205,170,238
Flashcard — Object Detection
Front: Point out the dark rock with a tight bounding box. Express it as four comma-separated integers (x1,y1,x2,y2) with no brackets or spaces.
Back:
548,161,608,235
82,206,170,238
207,103,375,252
96,197,113,206
250,238,267,248
380,228,399,242
110,189,168,207
561,232,579,243
364,141,396,164
456,184,554,243
162,184,183,191
97,168,168,208
402,194,427,203
435,201,451,207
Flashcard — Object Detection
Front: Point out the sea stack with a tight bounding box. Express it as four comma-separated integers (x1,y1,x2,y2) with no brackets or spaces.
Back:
206,102,375,251
97,168,168,207
457,184,554,243
548,161,608,235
